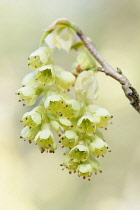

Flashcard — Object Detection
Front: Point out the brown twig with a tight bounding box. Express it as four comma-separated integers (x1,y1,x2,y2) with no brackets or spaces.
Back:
75,28,140,113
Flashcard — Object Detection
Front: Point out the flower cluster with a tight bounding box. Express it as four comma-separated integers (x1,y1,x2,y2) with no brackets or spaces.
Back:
17,19,112,180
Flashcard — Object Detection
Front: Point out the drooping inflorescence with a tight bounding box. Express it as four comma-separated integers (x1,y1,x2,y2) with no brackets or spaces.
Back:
17,19,112,180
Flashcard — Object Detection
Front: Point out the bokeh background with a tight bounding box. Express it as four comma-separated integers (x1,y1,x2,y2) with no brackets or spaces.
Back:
1,0,140,209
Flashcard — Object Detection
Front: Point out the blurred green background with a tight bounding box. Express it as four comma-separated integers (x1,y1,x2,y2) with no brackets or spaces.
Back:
1,0,140,209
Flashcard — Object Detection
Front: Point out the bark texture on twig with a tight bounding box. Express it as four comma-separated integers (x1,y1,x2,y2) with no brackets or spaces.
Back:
76,29,140,113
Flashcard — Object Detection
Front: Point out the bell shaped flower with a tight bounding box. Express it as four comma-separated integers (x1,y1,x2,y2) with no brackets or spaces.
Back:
34,123,56,150
38,140,57,153
68,144,89,162
89,135,108,156
77,162,93,178
86,105,112,128
44,25,76,52
96,108,112,128
44,90,68,115
22,106,44,128
36,64,55,85
62,156,78,170
27,47,54,70
21,126,40,141
77,114,100,136
61,130,78,147
74,70,98,104
54,65,75,90
62,99,81,119
77,158,100,177
17,83,43,106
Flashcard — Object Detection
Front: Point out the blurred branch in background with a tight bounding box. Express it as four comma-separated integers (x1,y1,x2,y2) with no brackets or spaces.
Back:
74,27,140,113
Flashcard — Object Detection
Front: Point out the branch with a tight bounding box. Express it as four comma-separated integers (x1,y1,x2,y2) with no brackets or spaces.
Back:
75,28,140,114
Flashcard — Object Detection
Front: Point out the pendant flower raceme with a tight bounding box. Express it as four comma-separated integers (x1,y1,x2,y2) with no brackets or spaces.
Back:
17,19,113,181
